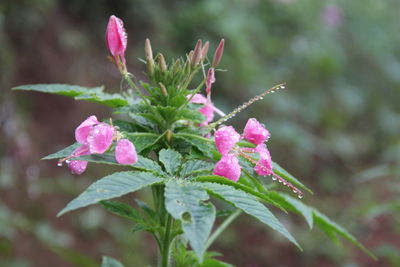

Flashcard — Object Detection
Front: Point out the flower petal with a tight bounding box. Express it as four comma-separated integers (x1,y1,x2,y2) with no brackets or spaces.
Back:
214,126,241,155
75,115,99,144
243,118,270,145
115,139,138,165
213,154,241,182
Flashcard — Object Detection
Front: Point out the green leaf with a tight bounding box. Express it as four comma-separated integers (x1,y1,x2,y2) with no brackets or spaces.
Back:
179,109,205,123
134,156,165,176
267,192,313,229
13,84,128,107
198,182,300,249
180,160,214,178
313,209,377,260
75,92,128,107
273,162,313,194
13,84,103,97
42,143,80,160
58,171,163,216
175,133,216,158
101,256,124,267
159,149,182,175
125,132,161,153
100,200,143,222
165,180,216,261
195,176,286,212
77,153,118,165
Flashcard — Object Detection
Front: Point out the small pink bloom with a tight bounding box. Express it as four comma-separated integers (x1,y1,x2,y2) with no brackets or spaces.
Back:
75,115,99,144
67,145,90,175
87,123,115,154
213,154,241,182
115,139,138,165
243,118,270,145
205,68,215,96
106,15,127,62
214,126,241,155
188,93,207,104
254,144,273,176
199,102,215,126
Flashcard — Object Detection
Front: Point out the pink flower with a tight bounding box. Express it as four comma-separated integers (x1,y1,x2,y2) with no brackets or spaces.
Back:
213,154,241,182
67,145,90,175
321,5,343,27
243,118,270,145
188,93,216,126
75,115,99,144
214,126,241,155
115,139,138,165
87,123,115,154
254,144,273,176
106,15,127,61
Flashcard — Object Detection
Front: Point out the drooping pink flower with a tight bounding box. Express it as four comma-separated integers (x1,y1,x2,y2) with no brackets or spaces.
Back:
214,126,241,155
115,139,138,165
87,123,115,154
188,93,216,126
75,115,99,144
243,118,270,145
189,94,208,104
254,144,273,176
67,145,90,175
213,154,241,182
106,15,127,62
205,68,215,96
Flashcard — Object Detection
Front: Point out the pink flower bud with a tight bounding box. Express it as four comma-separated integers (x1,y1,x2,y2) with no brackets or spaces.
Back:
254,144,273,176
205,68,215,96
213,154,241,182
67,145,90,175
243,118,270,145
106,15,127,68
214,126,241,155
212,39,225,68
188,93,207,104
115,139,138,165
87,123,115,154
75,115,99,144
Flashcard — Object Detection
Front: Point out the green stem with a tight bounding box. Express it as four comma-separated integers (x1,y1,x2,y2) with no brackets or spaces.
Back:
161,214,173,267
205,209,241,250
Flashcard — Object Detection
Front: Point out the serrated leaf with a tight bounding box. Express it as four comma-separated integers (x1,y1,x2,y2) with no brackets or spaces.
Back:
101,256,124,267
134,156,165,175
313,209,377,260
159,149,182,175
165,180,216,261
198,182,300,249
100,200,143,222
42,143,80,160
273,162,313,194
58,171,163,216
75,92,128,107
13,84,103,97
175,133,216,158
180,160,214,177
125,132,160,153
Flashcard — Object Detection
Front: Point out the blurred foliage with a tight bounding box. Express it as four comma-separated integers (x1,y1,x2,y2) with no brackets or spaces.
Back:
1,0,399,266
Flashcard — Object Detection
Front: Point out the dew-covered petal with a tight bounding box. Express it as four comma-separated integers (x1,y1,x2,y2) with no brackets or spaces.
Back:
199,102,215,126
115,139,138,165
106,15,127,57
213,154,241,182
243,118,270,145
75,115,99,144
67,145,90,175
87,123,115,154
254,144,273,176
214,126,241,155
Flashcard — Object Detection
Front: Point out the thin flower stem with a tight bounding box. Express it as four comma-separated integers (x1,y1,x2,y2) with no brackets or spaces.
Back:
205,209,241,251
207,83,286,131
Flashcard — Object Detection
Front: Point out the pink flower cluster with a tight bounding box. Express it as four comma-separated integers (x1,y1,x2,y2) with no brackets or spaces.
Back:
59,115,137,175
213,118,271,182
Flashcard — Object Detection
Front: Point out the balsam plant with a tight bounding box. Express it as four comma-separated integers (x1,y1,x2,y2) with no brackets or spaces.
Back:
13,15,376,267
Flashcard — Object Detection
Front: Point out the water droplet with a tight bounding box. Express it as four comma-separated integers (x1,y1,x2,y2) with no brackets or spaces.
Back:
298,194,303,199
278,179,282,183
272,177,277,181
65,160,70,164
293,190,297,193
57,162,63,167
282,181,287,185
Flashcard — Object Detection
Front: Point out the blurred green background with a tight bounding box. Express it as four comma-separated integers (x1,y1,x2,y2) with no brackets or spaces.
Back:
1,0,399,266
